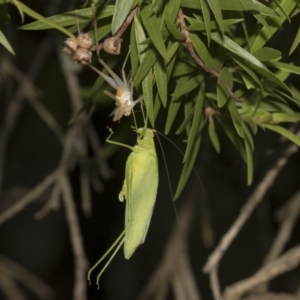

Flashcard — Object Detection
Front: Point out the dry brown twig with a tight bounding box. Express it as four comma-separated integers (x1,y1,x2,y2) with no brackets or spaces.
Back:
223,244,300,300
0,38,56,198
242,293,296,300
0,37,112,300
202,129,300,299
0,254,53,300
252,189,300,294
137,195,201,300
177,9,241,103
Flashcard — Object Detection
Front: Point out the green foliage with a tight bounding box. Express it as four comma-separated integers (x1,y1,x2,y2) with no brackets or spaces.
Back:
6,0,300,199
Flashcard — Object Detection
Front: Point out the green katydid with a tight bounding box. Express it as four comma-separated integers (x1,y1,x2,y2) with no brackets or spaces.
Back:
88,126,158,286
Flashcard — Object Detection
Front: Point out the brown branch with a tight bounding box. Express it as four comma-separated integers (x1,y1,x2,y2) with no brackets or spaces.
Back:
0,171,58,225
60,171,88,300
209,267,222,300
201,130,300,299
0,38,54,198
203,136,299,274
243,293,296,300
223,244,300,300
137,194,201,300
178,9,241,103
253,189,300,294
0,254,53,300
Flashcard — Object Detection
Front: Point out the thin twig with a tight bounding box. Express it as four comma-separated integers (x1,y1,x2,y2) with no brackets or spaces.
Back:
92,7,138,52
203,136,299,274
138,195,201,300
224,244,300,300
60,172,88,300
86,121,112,180
209,267,222,300
0,170,58,225
3,59,64,143
0,254,53,300
243,293,296,300
34,181,61,219
177,9,241,103
253,190,300,293
0,38,53,197
0,274,26,300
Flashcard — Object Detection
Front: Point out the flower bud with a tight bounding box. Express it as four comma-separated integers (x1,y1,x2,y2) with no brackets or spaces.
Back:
63,38,78,54
77,33,93,49
73,48,92,65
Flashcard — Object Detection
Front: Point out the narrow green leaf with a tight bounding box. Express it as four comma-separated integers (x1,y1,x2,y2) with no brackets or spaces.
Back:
250,0,298,52
211,33,291,93
172,62,194,77
0,29,14,54
240,73,255,90
164,19,185,41
133,17,157,87
217,117,247,162
244,117,258,134
265,62,300,76
208,118,220,153
166,41,179,63
151,0,164,16
112,0,134,35
233,56,263,90
19,6,114,30
154,58,168,107
271,112,300,123
0,4,10,23
166,42,178,79
199,0,211,44
289,25,300,55
12,0,24,23
217,67,233,108
140,6,169,61
242,122,254,150
165,76,190,134
184,83,205,162
227,99,244,138
187,18,244,32
174,135,201,200
172,75,204,100
206,0,224,34
154,92,162,121
252,47,281,62
143,70,155,127
254,111,273,124
181,0,277,16
184,100,194,135
252,13,270,31
262,124,300,147
244,138,254,185
189,32,219,70
133,15,155,126
16,1,75,38
176,108,195,135
130,20,139,77
133,49,156,87
163,0,180,24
